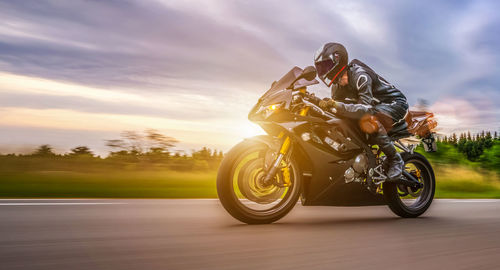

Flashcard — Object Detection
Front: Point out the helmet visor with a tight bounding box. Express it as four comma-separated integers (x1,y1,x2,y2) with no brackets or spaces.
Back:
315,59,335,78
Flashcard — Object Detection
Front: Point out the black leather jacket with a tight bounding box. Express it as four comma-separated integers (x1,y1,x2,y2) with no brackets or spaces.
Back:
333,59,407,119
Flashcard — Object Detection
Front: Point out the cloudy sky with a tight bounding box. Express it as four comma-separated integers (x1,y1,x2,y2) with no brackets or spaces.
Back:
0,0,499,155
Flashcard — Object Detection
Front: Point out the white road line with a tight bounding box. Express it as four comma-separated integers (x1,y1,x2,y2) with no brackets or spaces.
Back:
0,199,219,201
439,199,500,203
0,199,106,201
0,203,125,206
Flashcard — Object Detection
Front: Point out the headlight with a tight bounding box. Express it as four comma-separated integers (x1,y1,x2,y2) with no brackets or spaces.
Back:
267,103,281,111
256,102,283,118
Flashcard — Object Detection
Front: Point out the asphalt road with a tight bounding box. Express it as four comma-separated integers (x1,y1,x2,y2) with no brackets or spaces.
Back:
1,199,499,270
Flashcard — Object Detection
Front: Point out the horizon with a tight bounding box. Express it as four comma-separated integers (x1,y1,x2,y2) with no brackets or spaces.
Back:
2,128,498,157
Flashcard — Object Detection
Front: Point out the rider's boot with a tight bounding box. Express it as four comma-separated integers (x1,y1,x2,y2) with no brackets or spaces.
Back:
373,126,404,182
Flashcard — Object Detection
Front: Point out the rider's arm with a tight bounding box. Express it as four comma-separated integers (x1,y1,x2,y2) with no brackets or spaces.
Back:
334,72,375,119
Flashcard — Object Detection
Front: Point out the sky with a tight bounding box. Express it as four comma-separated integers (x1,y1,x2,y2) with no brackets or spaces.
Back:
0,0,499,155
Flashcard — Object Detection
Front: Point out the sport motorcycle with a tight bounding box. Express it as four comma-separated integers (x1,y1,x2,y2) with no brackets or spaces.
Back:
217,66,437,224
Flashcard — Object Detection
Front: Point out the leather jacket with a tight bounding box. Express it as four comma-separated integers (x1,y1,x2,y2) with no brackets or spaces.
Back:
333,59,407,119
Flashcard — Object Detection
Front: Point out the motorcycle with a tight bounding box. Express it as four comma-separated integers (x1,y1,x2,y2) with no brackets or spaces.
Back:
217,66,437,224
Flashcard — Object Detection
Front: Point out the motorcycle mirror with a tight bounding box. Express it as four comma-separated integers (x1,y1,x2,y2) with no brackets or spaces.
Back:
270,80,277,88
287,66,318,89
301,66,317,81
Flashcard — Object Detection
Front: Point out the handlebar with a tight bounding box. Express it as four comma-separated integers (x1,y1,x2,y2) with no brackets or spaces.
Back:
293,90,337,119
306,93,323,106
292,90,321,105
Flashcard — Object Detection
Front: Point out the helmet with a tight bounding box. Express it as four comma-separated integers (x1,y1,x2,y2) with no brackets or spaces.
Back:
314,43,348,86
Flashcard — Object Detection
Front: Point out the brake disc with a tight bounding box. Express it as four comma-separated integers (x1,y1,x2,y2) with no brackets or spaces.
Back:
237,158,285,204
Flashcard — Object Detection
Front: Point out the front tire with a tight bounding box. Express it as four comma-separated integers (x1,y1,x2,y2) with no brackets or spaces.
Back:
384,152,435,218
217,137,302,224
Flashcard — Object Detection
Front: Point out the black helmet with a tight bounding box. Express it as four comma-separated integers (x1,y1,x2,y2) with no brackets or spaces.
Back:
314,43,348,86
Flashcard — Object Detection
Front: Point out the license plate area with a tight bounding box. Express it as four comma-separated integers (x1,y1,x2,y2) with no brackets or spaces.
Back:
422,133,437,152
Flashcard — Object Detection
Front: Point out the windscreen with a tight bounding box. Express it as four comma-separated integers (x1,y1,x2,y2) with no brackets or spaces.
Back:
260,66,318,100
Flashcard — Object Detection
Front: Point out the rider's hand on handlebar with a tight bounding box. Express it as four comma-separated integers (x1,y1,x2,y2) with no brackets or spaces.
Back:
319,98,336,109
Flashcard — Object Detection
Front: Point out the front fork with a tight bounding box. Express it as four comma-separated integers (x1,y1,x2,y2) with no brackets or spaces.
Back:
262,106,309,187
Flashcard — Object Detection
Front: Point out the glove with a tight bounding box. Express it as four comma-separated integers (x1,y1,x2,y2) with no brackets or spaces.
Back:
319,98,336,109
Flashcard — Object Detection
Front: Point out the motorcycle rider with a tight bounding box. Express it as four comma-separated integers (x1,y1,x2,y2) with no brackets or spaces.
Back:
313,42,408,181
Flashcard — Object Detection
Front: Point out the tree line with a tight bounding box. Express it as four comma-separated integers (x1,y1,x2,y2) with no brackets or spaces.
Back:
437,130,497,161
0,129,224,172
2,128,499,173
424,130,500,173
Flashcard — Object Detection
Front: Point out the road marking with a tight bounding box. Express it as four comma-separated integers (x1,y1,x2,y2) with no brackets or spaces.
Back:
0,199,94,200
0,202,125,206
441,199,500,203
0,199,219,201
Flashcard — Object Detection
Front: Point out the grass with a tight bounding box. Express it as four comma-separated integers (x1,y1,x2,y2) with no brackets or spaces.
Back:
0,170,217,198
0,165,499,199
433,165,500,198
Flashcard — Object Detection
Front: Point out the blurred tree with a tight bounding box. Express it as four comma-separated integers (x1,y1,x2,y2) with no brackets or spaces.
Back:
447,130,497,161
191,147,224,170
451,133,458,145
121,130,143,155
32,144,56,157
69,146,94,157
480,141,500,172
106,139,126,151
192,147,212,160
145,129,178,154
106,129,178,156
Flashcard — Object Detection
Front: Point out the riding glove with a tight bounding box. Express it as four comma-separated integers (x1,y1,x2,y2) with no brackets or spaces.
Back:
319,98,336,109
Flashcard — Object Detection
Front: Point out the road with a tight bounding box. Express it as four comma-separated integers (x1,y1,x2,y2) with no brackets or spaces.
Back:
0,199,499,270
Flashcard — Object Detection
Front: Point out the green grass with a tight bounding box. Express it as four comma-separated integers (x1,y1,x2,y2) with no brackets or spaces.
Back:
0,165,499,199
433,165,500,198
0,170,217,198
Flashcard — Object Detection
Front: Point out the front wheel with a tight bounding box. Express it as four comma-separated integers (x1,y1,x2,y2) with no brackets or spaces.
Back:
384,152,435,218
217,137,302,224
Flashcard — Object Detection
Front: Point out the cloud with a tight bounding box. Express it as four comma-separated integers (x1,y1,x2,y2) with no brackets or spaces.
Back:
0,0,499,153
0,72,249,121
0,0,290,92
430,97,498,134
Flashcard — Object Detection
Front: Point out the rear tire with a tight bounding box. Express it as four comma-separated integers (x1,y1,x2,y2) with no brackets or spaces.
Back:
384,152,435,218
217,137,302,224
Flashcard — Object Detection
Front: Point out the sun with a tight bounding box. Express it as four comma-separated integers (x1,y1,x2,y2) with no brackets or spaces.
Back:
237,122,265,139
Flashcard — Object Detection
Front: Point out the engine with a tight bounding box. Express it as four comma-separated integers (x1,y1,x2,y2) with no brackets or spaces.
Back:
344,153,368,183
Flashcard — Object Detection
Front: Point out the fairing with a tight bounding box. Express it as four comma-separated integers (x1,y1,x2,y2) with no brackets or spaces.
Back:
247,67,385,206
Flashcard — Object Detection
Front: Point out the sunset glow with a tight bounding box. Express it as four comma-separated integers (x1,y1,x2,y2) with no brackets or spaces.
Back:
0,1,498,155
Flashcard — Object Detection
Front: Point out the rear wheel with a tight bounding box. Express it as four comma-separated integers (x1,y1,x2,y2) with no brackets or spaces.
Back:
384,152,435,218
217,137,302,224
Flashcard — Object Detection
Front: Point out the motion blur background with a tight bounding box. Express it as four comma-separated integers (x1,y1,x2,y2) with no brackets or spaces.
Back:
0,0,499,198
